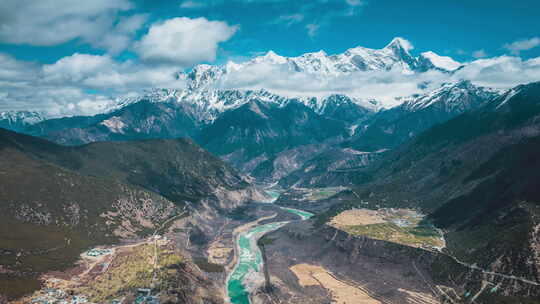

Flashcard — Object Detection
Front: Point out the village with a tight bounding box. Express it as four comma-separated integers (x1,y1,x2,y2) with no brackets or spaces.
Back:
19,235,174,304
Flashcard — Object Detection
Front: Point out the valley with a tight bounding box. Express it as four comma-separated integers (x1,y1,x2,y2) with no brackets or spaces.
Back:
1,31,539,304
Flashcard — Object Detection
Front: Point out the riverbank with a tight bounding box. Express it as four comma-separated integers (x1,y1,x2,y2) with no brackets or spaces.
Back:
224,188,314,304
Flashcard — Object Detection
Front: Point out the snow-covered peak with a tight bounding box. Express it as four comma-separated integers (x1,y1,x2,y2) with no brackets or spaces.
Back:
253,51,288,65
402,80,499,111
212,37,458,81
89,38,473,123
420,51,462,71
0,110,46,130
184,64,224,90
0,110,44,124
493,87,520,110
384,37,414,52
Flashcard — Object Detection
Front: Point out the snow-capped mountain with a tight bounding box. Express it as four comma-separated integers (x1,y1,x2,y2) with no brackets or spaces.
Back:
118,87,381,124
417,51,462,72
344,80,500,151
176,37,461,91
0,38,501,185
119,88,301,123
401,80,499,112
111,38,443,122
0,38,464,124
226,37,459,76
0,111,46,131
115,37,459,120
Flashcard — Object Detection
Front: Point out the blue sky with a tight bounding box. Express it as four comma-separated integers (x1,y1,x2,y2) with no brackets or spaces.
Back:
0,0,539,116
1,0,539,64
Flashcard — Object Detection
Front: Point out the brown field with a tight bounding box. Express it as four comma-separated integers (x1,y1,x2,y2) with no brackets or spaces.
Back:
329,208,386,228
290,263,381,304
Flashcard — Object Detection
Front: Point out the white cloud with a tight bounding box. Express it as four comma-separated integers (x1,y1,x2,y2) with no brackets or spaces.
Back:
472,49,487,58
0,52,186,116
216,60,447,106
0,0,144,53
1,39,540,117
392,37,414,52
214,54,540,107
95,14,149,54
134,17,238,66
452,56,540,89
503,37,540,55
42,53,115,83
0,53,38,82
344,0,366,15
180,1,206,8
42,53,185,90
306,24,320,37
275,14,305,26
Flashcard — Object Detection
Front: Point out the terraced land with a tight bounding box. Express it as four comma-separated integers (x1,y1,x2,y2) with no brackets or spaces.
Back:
330,208,444,250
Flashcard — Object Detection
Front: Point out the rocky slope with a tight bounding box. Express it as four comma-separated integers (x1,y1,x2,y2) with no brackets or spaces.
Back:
197,99,351,177
0,128,259,300
343,80,499,151
341,81,540,300
10,80,489,186
0,38,473,183
259,220,463,304
279,81,497,187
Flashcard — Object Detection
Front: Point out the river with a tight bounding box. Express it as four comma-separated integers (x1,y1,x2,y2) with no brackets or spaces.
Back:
226,190,313,304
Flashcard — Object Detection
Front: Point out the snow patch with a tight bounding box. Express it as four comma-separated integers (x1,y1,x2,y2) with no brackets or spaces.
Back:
421,51,461,71
100,116,126,133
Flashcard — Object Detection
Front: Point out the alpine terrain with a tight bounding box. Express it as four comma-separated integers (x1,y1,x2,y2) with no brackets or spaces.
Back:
1,2,539,303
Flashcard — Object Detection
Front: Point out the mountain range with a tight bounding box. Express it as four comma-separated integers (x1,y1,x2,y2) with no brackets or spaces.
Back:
2,37,540,303
2,78,498,185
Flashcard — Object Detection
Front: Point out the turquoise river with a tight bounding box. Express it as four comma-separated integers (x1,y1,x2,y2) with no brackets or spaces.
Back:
226,192,313,304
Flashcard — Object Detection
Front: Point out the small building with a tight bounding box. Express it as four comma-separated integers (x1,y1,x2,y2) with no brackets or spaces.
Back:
137,288,151,297
86,248,112,257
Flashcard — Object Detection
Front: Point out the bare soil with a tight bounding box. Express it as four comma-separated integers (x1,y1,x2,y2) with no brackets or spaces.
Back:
329,208,386,228
290,263,381,304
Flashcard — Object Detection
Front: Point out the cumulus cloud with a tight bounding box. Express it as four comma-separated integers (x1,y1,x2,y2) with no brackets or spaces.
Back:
0,0,144,53
216,60,447,106
0,52,186,116
94,14,149,54
453,56,540,89
3,49,540,116
213,54,540,108
42,53,115,83
2,37,540,116
134,17,238,66
42,53,186,90
504,37,540,55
